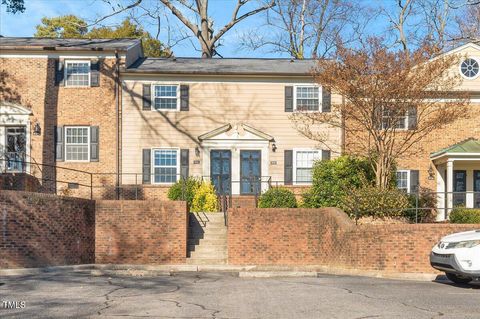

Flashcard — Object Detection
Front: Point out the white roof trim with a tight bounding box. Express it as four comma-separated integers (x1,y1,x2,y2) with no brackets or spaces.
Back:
198,123,274,142
0,102,33,115
431,152,480,161
429,42,480,62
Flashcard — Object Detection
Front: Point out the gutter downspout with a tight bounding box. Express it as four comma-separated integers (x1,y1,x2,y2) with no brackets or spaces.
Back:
115,50,121,200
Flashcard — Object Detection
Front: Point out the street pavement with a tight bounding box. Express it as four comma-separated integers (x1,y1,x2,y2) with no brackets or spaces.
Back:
0,270,479,318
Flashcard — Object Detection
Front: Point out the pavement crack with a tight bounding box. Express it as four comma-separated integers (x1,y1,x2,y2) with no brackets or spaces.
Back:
97,279,128,316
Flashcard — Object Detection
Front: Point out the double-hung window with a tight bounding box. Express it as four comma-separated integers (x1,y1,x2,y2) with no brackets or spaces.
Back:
295,86,320,111
153,85,179,110
396,170,410,193
293,149,321,184
65,61,90,87
381,108,407,130
153,149,179,183
65,127,90,161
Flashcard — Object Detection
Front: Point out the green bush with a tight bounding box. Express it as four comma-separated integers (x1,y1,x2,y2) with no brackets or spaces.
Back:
191,182,219,212
404,188,437,223
449,208,480,224
259,187,297,208
342,185,410,220
302,156,375,208
167,177,201,207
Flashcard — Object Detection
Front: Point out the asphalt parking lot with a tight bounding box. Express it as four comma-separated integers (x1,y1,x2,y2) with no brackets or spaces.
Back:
0,270,479,319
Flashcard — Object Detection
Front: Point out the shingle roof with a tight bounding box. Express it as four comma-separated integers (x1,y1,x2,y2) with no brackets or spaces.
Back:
0,37,140,51
430,138,480,158
125,57,317,75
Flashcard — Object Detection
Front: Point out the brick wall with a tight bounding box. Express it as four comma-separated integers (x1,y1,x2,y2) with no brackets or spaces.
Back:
95,200,188,264
228,208,480,273
0,191,95,269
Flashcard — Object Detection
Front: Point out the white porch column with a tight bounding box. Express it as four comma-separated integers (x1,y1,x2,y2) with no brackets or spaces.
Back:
446,159,454,217
436,165,446,221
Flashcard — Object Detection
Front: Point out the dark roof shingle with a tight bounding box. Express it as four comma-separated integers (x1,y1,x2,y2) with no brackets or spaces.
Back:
126,57,317,75
0,37,140,51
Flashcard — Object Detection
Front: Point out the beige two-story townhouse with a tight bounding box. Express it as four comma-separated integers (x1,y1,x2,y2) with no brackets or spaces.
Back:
0,37,143,197
120,58,342,199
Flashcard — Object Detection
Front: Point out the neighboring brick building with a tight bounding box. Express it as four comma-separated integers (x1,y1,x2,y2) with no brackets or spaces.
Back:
0,38,143,198
344,41,480,221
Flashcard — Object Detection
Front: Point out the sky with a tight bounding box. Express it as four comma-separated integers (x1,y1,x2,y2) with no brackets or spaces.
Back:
0,0,401,58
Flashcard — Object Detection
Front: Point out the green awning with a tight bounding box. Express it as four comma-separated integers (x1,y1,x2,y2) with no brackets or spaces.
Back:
430,138,480,158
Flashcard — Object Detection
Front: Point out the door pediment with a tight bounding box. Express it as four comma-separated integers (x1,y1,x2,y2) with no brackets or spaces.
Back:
198,123,274,142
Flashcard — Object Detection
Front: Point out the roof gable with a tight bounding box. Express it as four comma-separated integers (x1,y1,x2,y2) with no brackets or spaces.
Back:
198,123,274,142
430,138,480,158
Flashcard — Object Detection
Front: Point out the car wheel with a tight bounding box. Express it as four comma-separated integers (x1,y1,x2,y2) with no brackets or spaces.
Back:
446,272,473,284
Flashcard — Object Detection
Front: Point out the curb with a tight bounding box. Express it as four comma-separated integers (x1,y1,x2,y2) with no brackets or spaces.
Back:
239,271,317,278
0,264,441,282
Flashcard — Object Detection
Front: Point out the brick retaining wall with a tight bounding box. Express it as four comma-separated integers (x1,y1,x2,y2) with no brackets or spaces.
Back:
95,200,188,264
228,208,480,273
0,191,95,269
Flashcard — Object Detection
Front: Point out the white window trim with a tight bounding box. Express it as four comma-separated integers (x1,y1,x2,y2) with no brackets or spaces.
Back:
293,85,322,112
64,60,91,87
381,108,409,131
64,126,90,162
151,147,180,185
152,84,181,112
292,148,322,185
459,56,480,80
396,169,411,193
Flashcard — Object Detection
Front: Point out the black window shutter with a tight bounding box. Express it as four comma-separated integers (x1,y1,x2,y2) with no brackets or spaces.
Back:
322,87,331,112
284,150,293,185
55,126,64,161
90,126,99,162
55,59,65,86
180,149,189,180
285,86,294,112
143,84,152,110
322,149,331,161
142,149,151,184
180,85,189,111
410,170,419,193
90,60,100,87
408,106,418,130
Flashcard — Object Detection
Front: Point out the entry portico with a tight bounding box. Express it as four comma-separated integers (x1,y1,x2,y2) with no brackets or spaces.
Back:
199,123,274,196
431,138,480,220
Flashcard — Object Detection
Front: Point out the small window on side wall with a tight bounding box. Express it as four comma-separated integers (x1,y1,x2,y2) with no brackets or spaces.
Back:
65,61,90,87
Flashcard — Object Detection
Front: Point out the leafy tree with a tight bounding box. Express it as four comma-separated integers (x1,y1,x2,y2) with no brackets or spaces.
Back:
292,38,469,190
34,16,170,57
2,0,25,13
35,15,88,38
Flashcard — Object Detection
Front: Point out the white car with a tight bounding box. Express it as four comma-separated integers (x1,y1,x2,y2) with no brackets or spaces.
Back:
430,230,480,284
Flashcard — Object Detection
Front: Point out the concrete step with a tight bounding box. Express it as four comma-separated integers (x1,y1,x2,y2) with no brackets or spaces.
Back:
188,244,227,253
188,233,227,241
189,223,227,230
186,257,228,265
188,238,227,246
190,213,226,222
189,228,227,236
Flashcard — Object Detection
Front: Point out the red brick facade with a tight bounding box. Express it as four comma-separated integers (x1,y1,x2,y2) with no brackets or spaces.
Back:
0,56,119,199
95,200,188,265
228,207,480,273
0,191,95,269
